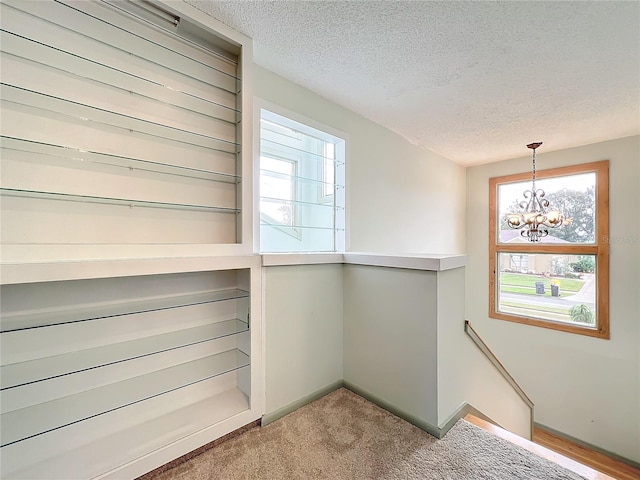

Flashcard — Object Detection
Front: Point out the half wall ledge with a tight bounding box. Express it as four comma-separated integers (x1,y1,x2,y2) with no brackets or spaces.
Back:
262,252,467,271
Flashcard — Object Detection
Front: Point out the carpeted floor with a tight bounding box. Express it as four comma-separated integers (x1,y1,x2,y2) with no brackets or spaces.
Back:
149,388,586,479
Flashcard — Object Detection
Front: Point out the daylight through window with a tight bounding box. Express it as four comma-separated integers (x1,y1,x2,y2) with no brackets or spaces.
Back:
259,109,345,253
489,161,609,338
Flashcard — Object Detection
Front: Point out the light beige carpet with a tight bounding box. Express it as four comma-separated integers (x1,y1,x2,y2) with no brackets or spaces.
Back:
148,388,586,479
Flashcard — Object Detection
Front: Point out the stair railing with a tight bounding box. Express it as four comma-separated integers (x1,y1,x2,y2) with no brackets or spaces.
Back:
464,320,534,436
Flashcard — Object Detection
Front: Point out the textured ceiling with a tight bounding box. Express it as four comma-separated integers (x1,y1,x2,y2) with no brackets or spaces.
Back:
187,1,640,165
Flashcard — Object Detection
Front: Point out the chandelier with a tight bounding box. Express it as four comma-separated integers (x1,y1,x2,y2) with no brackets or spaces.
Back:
505,142,566,242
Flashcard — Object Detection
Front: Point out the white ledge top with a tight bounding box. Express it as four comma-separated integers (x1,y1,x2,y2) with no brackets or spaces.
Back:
1,250,466,284
261,253,344,267
262,252,467,271
1,254,262,285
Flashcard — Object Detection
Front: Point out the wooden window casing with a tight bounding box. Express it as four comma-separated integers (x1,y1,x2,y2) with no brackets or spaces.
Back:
489,161,610,339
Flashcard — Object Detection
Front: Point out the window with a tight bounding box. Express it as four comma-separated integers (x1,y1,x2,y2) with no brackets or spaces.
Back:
489,161,609,338
259,108,345,253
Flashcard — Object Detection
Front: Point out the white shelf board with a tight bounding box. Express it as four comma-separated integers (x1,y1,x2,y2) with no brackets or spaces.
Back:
1,349,249,447
5,387,250,480
1,319,249,389
0,188,240,214
1,136,241,184
0,289,248,332
0,252,260,284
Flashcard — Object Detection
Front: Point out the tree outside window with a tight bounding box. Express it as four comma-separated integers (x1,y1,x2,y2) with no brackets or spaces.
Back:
489,161,609,338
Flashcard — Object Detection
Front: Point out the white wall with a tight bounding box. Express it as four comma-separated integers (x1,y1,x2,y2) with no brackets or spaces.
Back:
262,264,343,415
254,65,466,255
466,135,640,462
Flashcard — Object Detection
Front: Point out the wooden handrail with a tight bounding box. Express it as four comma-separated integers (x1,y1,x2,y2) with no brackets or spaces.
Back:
464,320,534,408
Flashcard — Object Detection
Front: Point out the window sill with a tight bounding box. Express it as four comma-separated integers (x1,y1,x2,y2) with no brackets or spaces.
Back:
490,311,610,339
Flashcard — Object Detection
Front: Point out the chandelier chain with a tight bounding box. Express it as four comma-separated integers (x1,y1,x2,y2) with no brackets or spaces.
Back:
532,147,536,191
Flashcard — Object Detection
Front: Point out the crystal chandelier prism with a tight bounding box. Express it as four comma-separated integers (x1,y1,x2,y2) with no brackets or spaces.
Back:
505,142,566,242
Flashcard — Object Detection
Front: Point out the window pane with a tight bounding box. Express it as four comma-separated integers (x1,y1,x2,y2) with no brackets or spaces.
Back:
260,156,294,227
497,172,596,244
259,108,345,253
497,253,597,327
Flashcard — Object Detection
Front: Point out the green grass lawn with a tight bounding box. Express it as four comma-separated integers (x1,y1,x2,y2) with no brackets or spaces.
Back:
499,272,584,296
498,273,594,324
500,300,595,325
500,300,571,315
500,304,571,323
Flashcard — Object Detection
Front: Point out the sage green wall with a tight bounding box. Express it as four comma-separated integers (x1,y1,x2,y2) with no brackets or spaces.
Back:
254,65,466,421
343,265,439,427
465,135,640,462
436,267,531,439
253,65,466,255
263,264,344,416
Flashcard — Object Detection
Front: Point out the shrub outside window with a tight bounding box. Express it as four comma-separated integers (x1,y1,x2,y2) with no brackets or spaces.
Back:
489,161,609,338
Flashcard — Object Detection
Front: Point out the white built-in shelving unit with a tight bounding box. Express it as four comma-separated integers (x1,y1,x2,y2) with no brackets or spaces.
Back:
0,1,261,478
1,267,262,479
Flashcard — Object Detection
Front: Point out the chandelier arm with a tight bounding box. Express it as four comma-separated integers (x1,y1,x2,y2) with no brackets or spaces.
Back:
533,191,549,212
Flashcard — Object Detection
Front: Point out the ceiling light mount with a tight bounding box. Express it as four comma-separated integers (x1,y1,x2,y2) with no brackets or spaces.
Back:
505,142,566,242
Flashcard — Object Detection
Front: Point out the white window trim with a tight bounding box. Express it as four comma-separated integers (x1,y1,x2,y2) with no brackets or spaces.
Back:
253,97,348,254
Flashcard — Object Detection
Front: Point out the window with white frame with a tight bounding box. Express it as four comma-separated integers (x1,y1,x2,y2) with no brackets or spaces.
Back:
259,109,345,253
